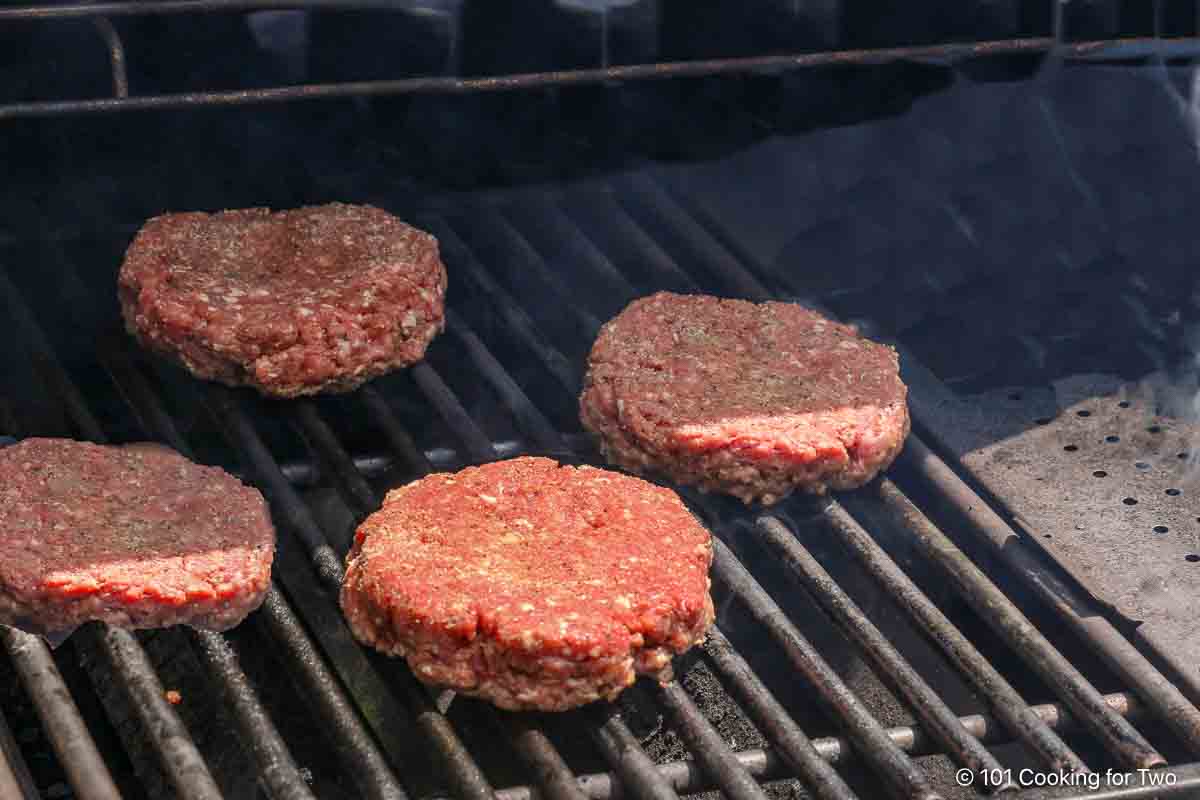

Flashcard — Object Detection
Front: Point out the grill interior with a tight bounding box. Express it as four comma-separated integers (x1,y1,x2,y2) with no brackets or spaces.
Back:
5,3,1200,800
4,172,1200,800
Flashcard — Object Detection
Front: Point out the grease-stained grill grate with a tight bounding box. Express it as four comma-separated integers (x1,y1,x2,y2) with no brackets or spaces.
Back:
2,174,1200,800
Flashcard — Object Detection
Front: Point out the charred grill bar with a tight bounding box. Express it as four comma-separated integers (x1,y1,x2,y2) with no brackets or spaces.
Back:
5,3,1200,800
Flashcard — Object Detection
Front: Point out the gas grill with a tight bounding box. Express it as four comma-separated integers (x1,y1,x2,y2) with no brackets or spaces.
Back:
5,2,1200,799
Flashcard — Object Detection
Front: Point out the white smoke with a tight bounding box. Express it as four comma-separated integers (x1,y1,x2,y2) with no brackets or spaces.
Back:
1136,51,1200,482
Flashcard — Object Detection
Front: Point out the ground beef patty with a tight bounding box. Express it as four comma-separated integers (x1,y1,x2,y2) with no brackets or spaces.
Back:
0,438,275,637
580,292,910,504
118,202,447,398
340,457,714,711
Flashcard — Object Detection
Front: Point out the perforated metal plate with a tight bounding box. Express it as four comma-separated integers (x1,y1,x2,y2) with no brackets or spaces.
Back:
919,371,1200,686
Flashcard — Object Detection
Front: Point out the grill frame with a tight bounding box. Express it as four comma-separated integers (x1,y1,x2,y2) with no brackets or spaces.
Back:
0,0,1199,119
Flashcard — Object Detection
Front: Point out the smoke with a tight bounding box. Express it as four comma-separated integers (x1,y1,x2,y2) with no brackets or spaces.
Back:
1127,53,1200,482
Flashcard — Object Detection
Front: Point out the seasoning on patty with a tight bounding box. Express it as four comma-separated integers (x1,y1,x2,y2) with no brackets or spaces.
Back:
118,202,446,398
580,292,910,504
0,438,275,638
340,456,715,711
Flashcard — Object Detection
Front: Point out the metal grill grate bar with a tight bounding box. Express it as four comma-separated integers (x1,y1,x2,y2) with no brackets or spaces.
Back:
420,220,581,399
457,206,605,340
710,538,941,800
196,386,487,800
815,497,1089,772
893,432,1200,754
84,626,225,800
751,515,1010,790
443,310,569,455
410,360,499,463
359,386,437,474
0,628,123,800
863,479,1164,769
655,680,770,800
0,708,39,800
204,389,346,589
495,690,1155,800
587,705,682,800
703,627,860,800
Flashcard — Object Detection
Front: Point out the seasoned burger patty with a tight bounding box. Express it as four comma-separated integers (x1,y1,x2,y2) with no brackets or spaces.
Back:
0,438,275,636
341,457,714,711
580,292,910,504
118,202,447,398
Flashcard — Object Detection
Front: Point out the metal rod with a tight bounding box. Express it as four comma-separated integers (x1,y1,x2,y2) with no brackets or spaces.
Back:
751,515,1010,792
710,538,942,800
419,216,583,399
443,310,570,455
655,681,770,800
99,338,398,800
0,271,106,443
494,692,1154,800
894,433,1200,756
814,499,1089,773
0,37,1163,119
78,625,224,800
587,706,681,800
91,18,129,98
410,362,497,463
865,478,1165,771
0,708,40,800
461,206,605,338
255,587,411,800
501,717,590,800
195,385,487,800
558,190,701,297
703,627,860,800
613,174,770,302
202,387,346,589
292,400,378,517
188,628,315,800
358,386,437,475
1,629,122,800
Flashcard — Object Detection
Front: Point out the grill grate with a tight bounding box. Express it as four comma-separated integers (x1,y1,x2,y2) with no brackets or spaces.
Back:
3,172,1200,800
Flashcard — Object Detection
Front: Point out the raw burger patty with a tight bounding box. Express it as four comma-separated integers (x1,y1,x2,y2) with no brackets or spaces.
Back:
340,456,714,711
118,202,447,398
580,292,910,504
0,438,275,636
